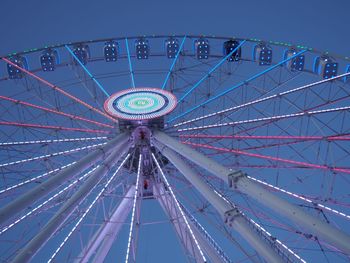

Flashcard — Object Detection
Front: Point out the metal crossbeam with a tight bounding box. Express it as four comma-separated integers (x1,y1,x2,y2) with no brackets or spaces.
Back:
65,45,110,97
154,181,233,263
12,139,131,263
153,140,286,263
0,133,129,227
152,130,350,255
168,50,306,123
82,186,135,263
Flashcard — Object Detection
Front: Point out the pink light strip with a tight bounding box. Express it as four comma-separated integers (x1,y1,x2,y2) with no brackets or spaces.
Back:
0,95,113,128
2,57,117,123
180,134,350,141
0,120,110,134
178,106,350,132
182,141,350,174
173,71,350,128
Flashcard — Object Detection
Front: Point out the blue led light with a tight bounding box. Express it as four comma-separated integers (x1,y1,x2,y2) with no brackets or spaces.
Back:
40,49,59,72
70,44,90,65
135,38,150,59
66,45,109,97
168,50,307,123
254,44,272,65
195,38,210,59
7,56,28,79
104,41,119,62
162,36,187,89
224,40,242,62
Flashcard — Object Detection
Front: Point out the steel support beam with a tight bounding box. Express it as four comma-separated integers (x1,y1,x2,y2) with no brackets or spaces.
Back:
12,138,131,263
77,186,135,263
0,132,129,226
153,141,284,263
154,182,231,263
152,130,350,255
153,182,205,263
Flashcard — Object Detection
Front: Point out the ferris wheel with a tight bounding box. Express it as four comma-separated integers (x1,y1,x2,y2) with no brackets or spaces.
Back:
0,35,350,263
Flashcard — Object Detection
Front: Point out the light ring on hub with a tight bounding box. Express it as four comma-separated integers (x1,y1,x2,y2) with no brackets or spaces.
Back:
104,88,177,120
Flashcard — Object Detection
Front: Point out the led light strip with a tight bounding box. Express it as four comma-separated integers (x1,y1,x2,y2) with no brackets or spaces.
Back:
125,154,142,263
174,71,350,128
182,141,350,174
244,213,307,263
162,36,187,89
179,134,350,141
0,95,113,129
0,142,106,168
65,45,110,97
1,57,117,123
178,105,350,132
210,181,306,262
248,176,350,220
117,92,165,114
47,153,130,263
178,40,247,103
0,166,99,235
180,201,232,263
168,50,306,123
152,153,207,262
104,88,177,120
0,136,108,146
0,161,76,194
0,120,111,134
125,38,136,88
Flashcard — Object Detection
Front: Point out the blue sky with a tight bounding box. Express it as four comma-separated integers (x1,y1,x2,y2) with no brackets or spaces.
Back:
1,0,350,57
0,1,350,262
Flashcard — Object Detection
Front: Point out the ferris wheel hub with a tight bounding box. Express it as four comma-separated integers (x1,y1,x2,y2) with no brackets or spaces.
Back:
104,87,177,121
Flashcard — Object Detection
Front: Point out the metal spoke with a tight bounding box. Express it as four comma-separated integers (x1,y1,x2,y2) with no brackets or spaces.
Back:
0,95,113,128
0,166,99,235
0,120,111,134
178,105,350,132
168,50,306,123
178,40,246,103
0,136,107,147
179,134,350,141
248,175,350,221
125,154,142,263
152,153,207,262
182,141,350,174
0,161,76,194
0,142,105,169
47,153,130,262
125,38,136,88
65,45,110,97
162,36,187,89
173,71,350,128
1,57,117,123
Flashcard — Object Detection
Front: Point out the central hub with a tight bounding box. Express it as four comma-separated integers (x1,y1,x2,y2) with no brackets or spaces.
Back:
104,87,177,120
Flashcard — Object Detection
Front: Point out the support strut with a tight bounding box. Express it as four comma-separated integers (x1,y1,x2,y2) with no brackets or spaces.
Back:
77,186,135,263
152,130,350,255
11,137,131,263
0,132,129,227
153,182,206,262
153,140,285,263
154,182,232,263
